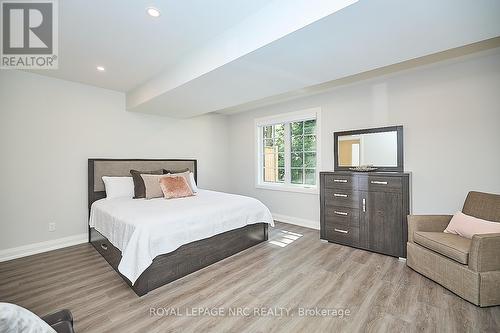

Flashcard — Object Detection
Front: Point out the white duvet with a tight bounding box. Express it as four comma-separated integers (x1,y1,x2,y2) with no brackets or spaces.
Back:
89,190,274,285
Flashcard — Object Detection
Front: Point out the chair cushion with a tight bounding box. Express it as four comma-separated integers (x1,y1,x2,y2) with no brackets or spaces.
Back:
414,231,471,264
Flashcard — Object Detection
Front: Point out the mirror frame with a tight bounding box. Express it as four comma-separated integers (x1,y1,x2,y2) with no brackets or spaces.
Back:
334,125,404,172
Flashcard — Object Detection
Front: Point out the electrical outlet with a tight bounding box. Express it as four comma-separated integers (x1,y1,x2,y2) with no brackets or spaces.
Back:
48,222,56,232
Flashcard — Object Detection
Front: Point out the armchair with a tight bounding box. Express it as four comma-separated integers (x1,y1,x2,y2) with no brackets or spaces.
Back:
407,191,500,307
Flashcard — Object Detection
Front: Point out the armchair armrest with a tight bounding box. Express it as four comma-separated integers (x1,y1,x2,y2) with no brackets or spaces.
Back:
41,309,73,326
407,215,452,243
469,233,500,272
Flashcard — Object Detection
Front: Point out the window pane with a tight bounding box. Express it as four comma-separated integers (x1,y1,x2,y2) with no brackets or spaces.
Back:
291,168,303,184
291,136,303,152
278,153,285,167
278,168,285,182
263,168,276,182
264,139,274,148
304,152,316,168
303,135,316,151
264,153,276,168
275,124,284,137
262,123,285,184
304,120,316,135
264,126,273,139
291,153,303,168
276,137,285,153
291,121,303,136
305,169,316,185
260,119,316,187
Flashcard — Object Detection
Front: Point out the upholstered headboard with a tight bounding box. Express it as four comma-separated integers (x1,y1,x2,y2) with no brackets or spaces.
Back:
88,158,197,212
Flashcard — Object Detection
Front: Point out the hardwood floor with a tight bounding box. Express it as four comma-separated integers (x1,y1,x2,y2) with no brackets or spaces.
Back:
1,222,499,333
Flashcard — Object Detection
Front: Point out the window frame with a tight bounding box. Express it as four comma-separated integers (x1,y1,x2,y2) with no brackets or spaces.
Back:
255,108,321,195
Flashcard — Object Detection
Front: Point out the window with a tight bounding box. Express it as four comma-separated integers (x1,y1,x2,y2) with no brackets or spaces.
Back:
256,109,320,193
290,119,316,185
262,124,285,183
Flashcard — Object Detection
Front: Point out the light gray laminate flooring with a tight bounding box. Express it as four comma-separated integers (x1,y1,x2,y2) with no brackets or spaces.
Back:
1,222,499,333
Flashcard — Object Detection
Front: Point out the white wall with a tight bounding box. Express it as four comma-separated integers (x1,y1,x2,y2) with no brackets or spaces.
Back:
2,47,500,255
228,48,500,228
0,71,230,251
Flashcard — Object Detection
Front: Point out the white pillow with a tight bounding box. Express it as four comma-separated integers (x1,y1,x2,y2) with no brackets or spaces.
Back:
102,176,134,199
0,302,56,333
444,211,500,239
166,171,198,193
188,172,198,193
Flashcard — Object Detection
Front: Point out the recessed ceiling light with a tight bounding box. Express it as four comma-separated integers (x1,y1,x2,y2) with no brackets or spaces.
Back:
146,7,161,18
96,66,105,72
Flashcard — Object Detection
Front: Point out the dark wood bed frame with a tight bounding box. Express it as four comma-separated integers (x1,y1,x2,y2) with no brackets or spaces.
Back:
88,158,268,296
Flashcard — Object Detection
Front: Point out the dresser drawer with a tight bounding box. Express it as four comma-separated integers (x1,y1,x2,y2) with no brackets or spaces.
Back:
324,206,359,227
324,174,356,190
324,189,360,208
359,175,402,193
325,224,359,247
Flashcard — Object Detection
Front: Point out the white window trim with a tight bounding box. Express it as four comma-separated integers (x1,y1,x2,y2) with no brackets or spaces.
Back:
254,107,321,195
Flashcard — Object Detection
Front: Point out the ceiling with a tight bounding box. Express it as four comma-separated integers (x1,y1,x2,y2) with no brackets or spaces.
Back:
31,0,272,91
28,0,500,117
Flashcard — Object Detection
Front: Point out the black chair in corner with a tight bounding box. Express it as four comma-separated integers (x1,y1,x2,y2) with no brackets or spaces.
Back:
41,309,74,333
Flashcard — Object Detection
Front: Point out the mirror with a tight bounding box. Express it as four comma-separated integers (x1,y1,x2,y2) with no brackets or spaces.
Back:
334,126,403,172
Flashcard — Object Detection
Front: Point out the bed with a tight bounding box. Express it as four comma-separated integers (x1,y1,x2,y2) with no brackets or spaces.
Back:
88,159,273,296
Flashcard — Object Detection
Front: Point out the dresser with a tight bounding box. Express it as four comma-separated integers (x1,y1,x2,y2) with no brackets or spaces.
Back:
320,171,410,258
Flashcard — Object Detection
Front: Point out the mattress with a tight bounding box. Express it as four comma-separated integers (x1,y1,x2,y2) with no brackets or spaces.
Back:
89,189,274,284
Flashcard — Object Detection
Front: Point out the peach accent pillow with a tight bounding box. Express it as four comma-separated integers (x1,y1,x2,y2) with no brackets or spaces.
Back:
166,171,197,193
160,176,194,199
444,211,500,239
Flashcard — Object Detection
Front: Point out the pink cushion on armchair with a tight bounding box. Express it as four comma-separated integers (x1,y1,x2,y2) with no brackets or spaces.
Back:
444,211,500,239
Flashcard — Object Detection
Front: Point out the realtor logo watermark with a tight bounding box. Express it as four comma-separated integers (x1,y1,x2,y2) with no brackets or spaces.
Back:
1,0,58,69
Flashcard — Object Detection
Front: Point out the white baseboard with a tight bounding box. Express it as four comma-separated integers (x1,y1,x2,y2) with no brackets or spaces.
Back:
0,233,88,262
272,213,319,230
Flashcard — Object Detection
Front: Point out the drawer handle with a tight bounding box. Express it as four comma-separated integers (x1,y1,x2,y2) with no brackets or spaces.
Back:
334,211,348,216
100,243,108,251
334,228,349,234
333,179,348,183
333,193,348,198
371,181,388,185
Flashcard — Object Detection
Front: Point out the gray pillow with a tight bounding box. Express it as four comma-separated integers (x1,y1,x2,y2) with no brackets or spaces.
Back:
130,169,163,199
141,174,166,199
163,168,190,174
